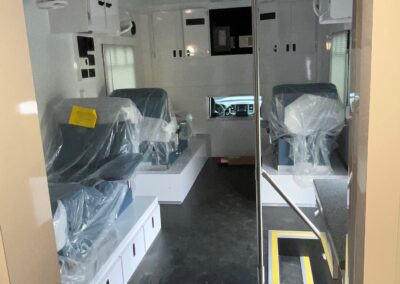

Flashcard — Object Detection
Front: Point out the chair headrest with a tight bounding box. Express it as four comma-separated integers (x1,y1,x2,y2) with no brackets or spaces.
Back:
110,88,171,122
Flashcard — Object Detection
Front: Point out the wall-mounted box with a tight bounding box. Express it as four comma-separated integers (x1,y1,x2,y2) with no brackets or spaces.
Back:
318,0,353,24
209,7,252,56
48,0,120,34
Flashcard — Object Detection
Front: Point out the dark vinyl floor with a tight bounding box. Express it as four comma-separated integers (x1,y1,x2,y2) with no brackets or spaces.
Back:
129,158,340,284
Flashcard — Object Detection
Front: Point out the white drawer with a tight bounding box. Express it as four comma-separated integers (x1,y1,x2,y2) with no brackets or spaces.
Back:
97,257,124,284
143,205,161,250
121,228,146,283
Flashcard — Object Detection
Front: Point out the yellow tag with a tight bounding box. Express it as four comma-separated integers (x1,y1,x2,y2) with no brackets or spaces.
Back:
68,105,97,128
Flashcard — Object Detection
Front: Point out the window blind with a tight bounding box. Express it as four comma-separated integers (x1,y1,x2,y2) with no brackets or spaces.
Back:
329,32,349,104
103,45,136,95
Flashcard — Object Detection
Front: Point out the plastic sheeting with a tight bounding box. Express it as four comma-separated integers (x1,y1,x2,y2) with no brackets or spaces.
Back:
42,97,144,282
176,112,193,141
53,200,68,252
42,97,143,183
111,88,181,166
268,83,345,174
49,181,128,284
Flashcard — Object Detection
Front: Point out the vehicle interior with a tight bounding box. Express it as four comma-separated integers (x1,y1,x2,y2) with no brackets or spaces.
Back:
1,0,399,284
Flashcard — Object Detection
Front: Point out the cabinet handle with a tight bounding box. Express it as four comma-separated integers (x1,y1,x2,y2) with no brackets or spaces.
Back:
132,243,136,256
179,50,183,57
105,2,112,8
151,217,155,228
292,43,296,52
186,50,191,57
173,50,177,57
286,44,290,52
98,0,105,6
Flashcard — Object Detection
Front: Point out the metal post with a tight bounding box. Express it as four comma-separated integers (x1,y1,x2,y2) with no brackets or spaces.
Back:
251,0,265,283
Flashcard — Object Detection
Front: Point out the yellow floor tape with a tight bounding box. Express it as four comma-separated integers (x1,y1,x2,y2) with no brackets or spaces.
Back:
301,256,315,284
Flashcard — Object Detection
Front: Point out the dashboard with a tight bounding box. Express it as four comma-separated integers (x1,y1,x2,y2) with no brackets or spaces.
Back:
210,95,260,118
219,103,255,117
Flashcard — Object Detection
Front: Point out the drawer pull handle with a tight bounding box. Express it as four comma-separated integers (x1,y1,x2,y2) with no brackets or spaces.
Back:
98,0,105,6
133,243,136,256
152,217,155,228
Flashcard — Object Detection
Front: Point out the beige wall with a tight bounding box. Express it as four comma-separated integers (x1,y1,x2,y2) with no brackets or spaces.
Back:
0,1,60,284
350,0,400,283
0,229,10,284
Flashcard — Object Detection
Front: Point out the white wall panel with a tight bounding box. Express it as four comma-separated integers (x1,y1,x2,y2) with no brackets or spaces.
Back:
23,1,148,123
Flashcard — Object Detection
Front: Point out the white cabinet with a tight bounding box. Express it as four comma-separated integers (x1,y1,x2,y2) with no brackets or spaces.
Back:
153,10,184,60
104,0,120,34
93,197,161,284
121,229,146,284
290,1,317,54
97,258,124,284
48,0,120,34
182,9,210,57
258,0,317,102
152,9,210,59
259,0,316,56
143,206,161,250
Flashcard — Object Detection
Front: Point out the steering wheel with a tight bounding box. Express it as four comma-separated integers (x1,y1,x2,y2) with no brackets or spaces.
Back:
214,104,225,116
225,105,235,116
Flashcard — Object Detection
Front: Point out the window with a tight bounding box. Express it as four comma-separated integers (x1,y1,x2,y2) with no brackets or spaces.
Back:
209,95,262,118
102,45,136,94
329,31,350,104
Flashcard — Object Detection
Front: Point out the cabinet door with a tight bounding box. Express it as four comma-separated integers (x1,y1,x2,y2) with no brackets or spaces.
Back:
259,2,280,56
88,0,107,32
105,0,120,34
276,2,292,49
97,257,124,284
182,9,210,57
153,10,184,60
290,0,317,54
121,229,146,283
143,206,161,250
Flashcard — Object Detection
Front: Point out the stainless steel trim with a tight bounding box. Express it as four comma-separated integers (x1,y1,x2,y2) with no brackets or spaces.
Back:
261,170,322,240
252,0,265,282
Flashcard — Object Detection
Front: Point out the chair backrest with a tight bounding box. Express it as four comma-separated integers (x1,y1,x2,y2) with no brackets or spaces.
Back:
45,97,142,182
110,88,172,122
269,83,341,140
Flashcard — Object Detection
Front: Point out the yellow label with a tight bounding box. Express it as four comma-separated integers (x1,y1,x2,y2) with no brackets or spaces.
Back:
68,105,97,128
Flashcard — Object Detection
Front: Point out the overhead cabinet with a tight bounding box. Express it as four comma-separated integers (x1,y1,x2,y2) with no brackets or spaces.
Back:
153,10,185,59
258,0,318,99
152,9,210,59
259,0,317,56
182,9,210,57
48,0,120,34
